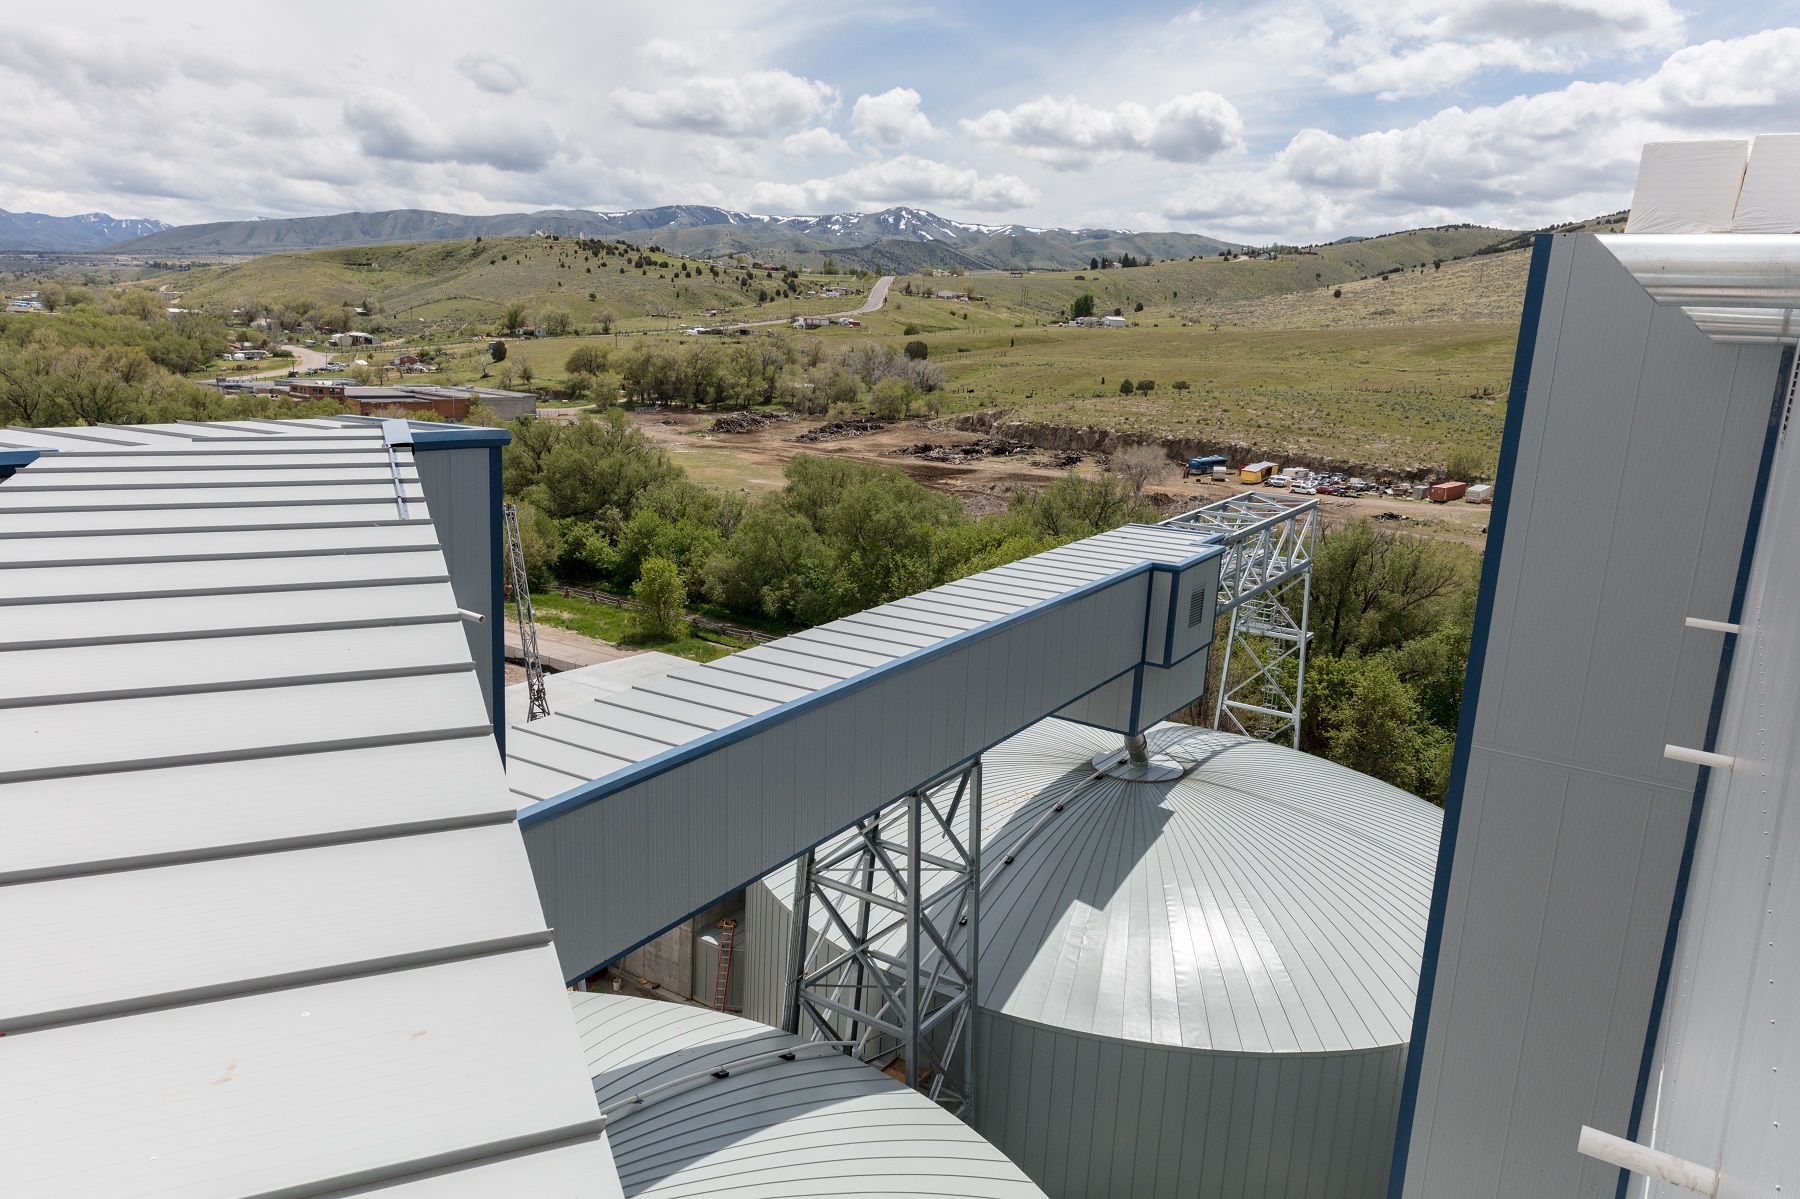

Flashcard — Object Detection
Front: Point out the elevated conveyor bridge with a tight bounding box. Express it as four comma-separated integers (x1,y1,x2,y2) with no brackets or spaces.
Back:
511,491,1318,982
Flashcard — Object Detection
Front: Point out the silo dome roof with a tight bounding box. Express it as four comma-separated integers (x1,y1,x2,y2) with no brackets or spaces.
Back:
976,720,1441,1054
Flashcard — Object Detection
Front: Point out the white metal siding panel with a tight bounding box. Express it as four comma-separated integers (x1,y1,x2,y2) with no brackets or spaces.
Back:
1641,398,1800,1197
0,737,512,883
4,948,598,1199
0,824,548,1028
0,423,619,1199
1400,235,1785,1199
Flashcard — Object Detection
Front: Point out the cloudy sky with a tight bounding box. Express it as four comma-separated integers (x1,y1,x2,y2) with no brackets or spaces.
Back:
5,1,1800,241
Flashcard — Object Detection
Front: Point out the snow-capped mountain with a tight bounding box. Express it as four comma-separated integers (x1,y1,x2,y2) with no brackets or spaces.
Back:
0,209,172,252
105,204,1239,268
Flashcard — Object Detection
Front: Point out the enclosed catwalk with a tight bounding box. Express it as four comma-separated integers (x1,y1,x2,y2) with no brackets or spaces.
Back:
570,991,1046,1198
747,717,1442,1199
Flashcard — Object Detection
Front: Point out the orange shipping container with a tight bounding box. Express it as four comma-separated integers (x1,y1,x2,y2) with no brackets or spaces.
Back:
1429,480,1467,503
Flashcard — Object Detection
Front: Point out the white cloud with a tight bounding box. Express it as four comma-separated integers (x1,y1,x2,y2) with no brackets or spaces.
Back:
453,50,525,95
749,154,1038,212
343,90,558,172
851,87,938,146
612,70,836,138
783,127,852,157
636,37,707,73
1160,28,1800,238
962,92,1242,170
1321,0,1686,97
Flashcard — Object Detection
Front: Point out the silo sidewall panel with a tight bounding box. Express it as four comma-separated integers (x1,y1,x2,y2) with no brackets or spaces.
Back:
975,1009,1407,1199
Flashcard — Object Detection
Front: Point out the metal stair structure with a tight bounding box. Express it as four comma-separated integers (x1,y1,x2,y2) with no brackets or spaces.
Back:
709,919,737,1012
503,501,551,722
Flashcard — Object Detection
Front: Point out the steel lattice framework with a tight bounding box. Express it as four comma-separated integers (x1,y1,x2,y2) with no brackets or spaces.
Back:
1163,491,1319,747
782,761,981,1120
502,502,550,722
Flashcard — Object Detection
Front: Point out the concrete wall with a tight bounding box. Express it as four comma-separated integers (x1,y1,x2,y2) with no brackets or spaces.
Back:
1394,234,1787,1199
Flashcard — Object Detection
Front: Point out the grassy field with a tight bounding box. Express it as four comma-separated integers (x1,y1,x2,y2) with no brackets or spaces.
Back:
159,237,879,334
530,591,745,663
166,219,1559,473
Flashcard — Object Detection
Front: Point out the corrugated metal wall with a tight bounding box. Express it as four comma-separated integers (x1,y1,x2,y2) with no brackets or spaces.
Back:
1396,234,1787,1199
977,1011,1405,1199
413,445,498,742
526,569,1154,979
1639,377,1800,1197
741,872,790,1027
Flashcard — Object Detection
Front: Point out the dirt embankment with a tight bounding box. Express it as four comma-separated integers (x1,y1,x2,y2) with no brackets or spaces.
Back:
950,409,1441,482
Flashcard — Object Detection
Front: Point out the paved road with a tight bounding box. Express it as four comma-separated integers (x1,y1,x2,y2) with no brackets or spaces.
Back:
712,276,896,331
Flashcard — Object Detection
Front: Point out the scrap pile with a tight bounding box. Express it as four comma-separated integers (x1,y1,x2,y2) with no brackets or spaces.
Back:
792,418,886,442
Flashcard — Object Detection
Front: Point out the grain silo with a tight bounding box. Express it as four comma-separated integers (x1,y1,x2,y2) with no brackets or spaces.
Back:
569,991,1047,1197
744,717,1442,1199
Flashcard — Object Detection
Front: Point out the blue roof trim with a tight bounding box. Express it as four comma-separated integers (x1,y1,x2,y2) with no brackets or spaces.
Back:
0,447,46,482
517,540,1226,832
1614,343,1796,1199
334,415,512,449
1386,230,1556,1199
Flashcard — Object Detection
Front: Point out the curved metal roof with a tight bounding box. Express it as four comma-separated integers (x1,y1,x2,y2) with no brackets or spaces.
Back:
569,993,1045,1199
765,718,1441,1056
976,720,1440,1054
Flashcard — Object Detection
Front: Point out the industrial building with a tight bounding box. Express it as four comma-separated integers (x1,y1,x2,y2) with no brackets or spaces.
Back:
743,717,1440,1199
10,133,1800,1199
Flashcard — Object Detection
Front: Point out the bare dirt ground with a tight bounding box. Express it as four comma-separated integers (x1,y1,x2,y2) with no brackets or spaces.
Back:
629,409,1494,544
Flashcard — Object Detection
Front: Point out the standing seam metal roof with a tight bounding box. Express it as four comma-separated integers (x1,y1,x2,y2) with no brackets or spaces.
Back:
570,992,1046,1198
765,717,1442,1055
0,421,619,1198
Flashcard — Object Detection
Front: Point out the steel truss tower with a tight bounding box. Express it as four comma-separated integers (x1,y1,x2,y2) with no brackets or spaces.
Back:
781,760,981,1119
1161,491,1319,748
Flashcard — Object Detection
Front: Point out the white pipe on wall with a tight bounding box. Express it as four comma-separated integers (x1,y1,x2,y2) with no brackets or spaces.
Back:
1577,1126,1718,1196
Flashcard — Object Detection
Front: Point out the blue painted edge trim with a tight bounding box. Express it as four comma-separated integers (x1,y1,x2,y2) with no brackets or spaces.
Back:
488,443,507,761
1613,344,1795,1198
0,449,45,467
517,541,1225,831
333,414,512,449
1385,231,1557,1199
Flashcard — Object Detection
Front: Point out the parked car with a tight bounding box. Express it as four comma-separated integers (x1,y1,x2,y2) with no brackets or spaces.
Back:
1268,473,1292,489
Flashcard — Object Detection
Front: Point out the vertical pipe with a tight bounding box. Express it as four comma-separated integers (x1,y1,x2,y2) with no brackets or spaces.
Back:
850,815,876,1052
905,790,922,1090
781,848,813,1036
1212,604,1242,731
1124,733,1151,767
966,759,981,1123
1291,568,1313,749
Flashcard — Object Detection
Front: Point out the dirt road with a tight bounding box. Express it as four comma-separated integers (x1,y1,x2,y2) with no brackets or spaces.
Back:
631,410,1493,544
247,345,334,379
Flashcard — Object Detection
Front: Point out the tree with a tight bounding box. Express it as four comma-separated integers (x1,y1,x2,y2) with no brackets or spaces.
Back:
1309,518,1468,659
1444,445,1489,482
1135,379,1155,394
630,556,686,640
1089,257,1099,270
869,376,915,420
1172,380,1191,390
500,300,529,333
1302,655,1453,800
565,344,609,375
1109,444,1166,493
903,340,929,361
1119,378,1134,394
489,340,507,363
540,306,572,336
1070,293,1097,320
599,308,618,334
1133,301,1144,312
902,324,921,336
